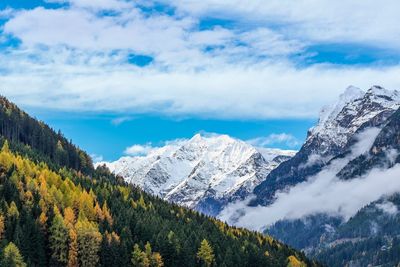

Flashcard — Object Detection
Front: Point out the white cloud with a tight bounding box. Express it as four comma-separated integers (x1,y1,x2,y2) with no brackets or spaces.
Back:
1,46,400,118
124,143,155,156
376,201,398,215
247,133,301,148
0,8,14,19
220,128,394,231
1,2,400,119
90,153,104,163
111,116,134,125
166,0,400,49
45,0,132,10
3,7,195,56
238,28,304,57
123,137,189,157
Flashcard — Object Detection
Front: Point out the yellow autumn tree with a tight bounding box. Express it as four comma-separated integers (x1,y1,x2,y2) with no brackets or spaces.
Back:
68,228,79,267
64,207,76,229
287,255,307,267
102,202,113,226
0,213,4,240
197,239,214,267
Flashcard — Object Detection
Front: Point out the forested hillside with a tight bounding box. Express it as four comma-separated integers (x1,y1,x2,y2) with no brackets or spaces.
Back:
0,97,318,267
0,96,93,174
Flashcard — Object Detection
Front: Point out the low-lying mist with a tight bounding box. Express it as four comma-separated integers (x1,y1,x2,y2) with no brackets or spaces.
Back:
219,128,400,231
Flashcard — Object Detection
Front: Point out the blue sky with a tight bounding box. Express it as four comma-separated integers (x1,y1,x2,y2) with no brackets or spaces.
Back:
27,108,315,161
1,0,400,161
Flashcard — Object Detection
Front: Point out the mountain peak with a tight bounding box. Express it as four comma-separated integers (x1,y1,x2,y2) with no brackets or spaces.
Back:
316,85,399,129
190,133,203,142
317,85,364,128
341,85,364,101
100,133,295,213
307,85,400,155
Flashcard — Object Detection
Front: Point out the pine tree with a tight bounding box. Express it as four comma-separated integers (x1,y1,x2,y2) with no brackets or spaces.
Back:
0,213,4,240
76,220,102,267
67,229,78,267
0,242,27,267
7,201,19,219
49,208,69,266
145,242,152,258
1,140,9,153
197,239,215,267
102,202,113,226
287,255,307,267
64,207,76,229
150,252,164,267
131,244,150,267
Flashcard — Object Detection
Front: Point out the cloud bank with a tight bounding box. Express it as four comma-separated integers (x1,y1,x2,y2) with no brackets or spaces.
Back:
219,128,400,230
1,1,400,119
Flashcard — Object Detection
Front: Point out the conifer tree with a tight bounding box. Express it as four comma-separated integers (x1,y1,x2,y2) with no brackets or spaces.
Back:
102,202,113,226
197,239,215,267
1,140,9,153
67,229,78,267
150,252,164,267
145,242,152,258
0,242,27,267
64,207,76,228
49,208,69,266
76,220,102,267
0,213,4,240
131,243,150,267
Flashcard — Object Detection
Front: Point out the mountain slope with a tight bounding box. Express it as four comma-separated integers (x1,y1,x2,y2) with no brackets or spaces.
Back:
338,106,400,179
253,85,400,206
0,96,94,174
0,97,318,267
99,134,295,216
313,193,400,267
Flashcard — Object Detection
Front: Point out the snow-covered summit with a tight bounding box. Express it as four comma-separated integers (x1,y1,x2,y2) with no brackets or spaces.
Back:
307,85,400,155
252,85,400,207
317,86,364,127
98,133,295,213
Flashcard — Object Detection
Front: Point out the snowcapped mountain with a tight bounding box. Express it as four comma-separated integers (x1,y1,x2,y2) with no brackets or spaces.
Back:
253,85,400,205
266,105,400,266
228,85,400,266
98,134,295,215
307,85,400,156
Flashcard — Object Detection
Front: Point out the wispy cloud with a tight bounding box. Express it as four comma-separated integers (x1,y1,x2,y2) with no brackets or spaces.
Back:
45,0,132,10
123,137,188,157
247,133,301,148
166,0,400,49
90,153,104,163
124,143,156,156
111,116,134,126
